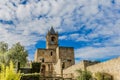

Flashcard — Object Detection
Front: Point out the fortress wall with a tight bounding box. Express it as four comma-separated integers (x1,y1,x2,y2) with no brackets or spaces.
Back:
63,60,100,78
87,57,120,80
63,57,120,80
63,61,85,78
36,49,56,63
59,47,75,68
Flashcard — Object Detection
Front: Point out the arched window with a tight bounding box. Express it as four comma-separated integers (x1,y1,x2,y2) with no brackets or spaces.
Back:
50,37,55,44
41,65,46,76
51,37,55,42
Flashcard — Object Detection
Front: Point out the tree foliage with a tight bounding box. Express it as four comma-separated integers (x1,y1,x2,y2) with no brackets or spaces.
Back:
0,41,8,54
0,42,9,65
0,42,28,66
9,42,28,67
0,61,21,80
76,69,92,80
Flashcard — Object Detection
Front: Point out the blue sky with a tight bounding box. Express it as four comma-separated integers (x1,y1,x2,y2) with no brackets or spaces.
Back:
0,0,120,63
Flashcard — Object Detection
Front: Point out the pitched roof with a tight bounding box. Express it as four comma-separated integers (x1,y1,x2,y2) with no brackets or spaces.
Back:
49,27,56,34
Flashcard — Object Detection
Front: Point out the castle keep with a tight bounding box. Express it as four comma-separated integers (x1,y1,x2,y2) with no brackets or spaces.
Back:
34,27,75,77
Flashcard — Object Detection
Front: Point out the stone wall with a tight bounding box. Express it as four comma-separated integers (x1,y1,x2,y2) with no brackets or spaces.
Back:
63,57,120,80
63,61,85,79
58,47,75,69
87,57,120,80
63,60,100,79
35,49,56,63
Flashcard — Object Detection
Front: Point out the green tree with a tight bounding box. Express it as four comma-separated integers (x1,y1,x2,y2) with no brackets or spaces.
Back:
0,61,21,80
0,42,28,66
76,69,92,80
9,42,28,67
0,41,8,53
0,42,8,65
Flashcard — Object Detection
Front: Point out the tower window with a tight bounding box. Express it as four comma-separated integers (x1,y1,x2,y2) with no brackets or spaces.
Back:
42,58,44,62
50,52,53,56
51,37,55,42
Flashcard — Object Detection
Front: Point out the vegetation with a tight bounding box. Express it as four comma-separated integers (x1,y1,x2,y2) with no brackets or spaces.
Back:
31,62,41,73
0,61,21,80
0,42,9,65
0,41,28,66
9,42,28,67
95,72,113,80
18,62,41,74
21,73,40,80
76,69,92,80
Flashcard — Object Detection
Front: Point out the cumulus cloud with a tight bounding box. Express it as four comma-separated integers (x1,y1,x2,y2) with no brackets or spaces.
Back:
59,35,67,40
59,33,88,41
75,46,120,61
0,0,120,61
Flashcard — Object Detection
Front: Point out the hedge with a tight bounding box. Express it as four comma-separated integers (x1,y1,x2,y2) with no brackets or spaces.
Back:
20,73,40,80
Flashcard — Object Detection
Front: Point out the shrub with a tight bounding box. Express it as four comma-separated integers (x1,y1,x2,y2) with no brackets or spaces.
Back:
21,73,40,80
76,69,92,80
95,72,113,80
0,61,21,80
31,62,41,73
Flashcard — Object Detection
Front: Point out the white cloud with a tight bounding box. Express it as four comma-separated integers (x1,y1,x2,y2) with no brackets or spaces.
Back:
59,35,67,40
0,0,120,61
59,33,88,41
75,46,120,61
69,33,80,39
16,5,32,21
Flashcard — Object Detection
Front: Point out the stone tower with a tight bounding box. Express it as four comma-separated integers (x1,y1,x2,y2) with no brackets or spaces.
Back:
46,27,58,49
34,27,75,77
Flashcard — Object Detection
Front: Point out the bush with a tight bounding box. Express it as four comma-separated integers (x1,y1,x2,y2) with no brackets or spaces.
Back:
0,61,21,80
21,73,40,80
95,72,113,80
31,62,41,73
76,69,92,80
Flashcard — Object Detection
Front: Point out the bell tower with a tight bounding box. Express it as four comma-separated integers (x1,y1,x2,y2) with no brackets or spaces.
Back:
46,27,58,49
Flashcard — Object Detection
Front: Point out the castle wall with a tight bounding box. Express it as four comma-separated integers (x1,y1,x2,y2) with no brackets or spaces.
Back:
35,49,56,63
63,57,120,80
63,61,85,79
58,47,75,68
87,57,120,80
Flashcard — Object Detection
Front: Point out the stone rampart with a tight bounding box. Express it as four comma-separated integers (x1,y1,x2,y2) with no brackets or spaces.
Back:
87,57,120,80
63,57,120,80
63,61,85,79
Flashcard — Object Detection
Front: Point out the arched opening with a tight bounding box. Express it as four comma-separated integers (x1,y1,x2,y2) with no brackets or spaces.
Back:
51,37,55,42
41,65,46,76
